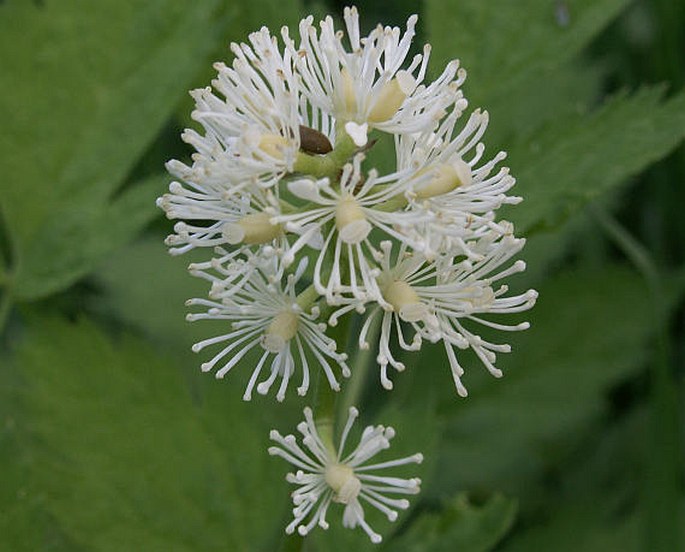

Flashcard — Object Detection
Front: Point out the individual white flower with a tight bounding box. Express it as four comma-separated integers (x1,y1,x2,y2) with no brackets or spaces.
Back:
171,27,302,190
159,27,306,254
186,246,276,300
186,258,349,401
269,406,423,543
158,185,284,255
272,154,430,304
350,230,537,395
398,106,523,258
283,7,464,147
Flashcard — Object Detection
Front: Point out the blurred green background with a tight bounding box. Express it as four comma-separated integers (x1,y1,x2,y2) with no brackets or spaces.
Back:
1,0,684,550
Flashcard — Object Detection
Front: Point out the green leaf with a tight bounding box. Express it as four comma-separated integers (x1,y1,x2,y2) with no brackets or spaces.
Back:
426,0,628,93
504,500,643,552
498,408,683,552
425,0,628,143
505,87,685,233
15,173,167,300
392,494,517,552
0,346,85,552
0,315,297,551
482,62,603,148
422,265,657,500
0,0,230,300
393,494,517,552
91,236,214,353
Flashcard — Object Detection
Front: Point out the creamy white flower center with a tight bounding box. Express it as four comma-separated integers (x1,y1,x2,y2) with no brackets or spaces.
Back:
222,212,282,245
258,133,290,160
325,463,362,504
262,310,299,353
368,71,416,123
336,197,372,244
415,159,472,199
383,280,428,322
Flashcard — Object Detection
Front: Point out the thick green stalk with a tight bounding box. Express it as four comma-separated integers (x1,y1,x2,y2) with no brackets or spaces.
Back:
339,314,381,418
314,315,351,457
375,194,409,212
314,221,354,455
295,284,319,311
277,302,351,552
292,126,359,181
293,152,338,180
328,127,358,168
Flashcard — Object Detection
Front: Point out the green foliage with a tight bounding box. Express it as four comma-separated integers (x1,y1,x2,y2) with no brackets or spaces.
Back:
174,0,304,128
425,0,629,143
92,237,211,350
424,265,657,498
426,0,685,236
1,0,684,550
498,408,665,552
427,0,628,90
15,173,167,300
393,494,518,552
506,87,685,233
0,0,229,300
0,315,296,551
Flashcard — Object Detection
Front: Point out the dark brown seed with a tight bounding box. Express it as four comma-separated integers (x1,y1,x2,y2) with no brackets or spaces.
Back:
299,125,333,155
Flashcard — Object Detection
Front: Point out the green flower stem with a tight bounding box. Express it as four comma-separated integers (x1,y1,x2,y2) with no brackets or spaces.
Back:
328,127,358,168
277,197,298,214
313,224,354,456
339,313,381,418
314,376,338,458
593,206,683,551
295,284,319,311
375,194,409,212
298,125,360,453
314,317,351,455
314,315,351,458
293,152,338,180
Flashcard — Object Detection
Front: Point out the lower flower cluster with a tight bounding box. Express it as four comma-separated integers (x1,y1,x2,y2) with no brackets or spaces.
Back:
269,407,423,543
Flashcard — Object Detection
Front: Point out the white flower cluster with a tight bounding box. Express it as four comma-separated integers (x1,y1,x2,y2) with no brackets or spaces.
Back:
159,7,537,543
269,406,423,543
159,7,536,400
